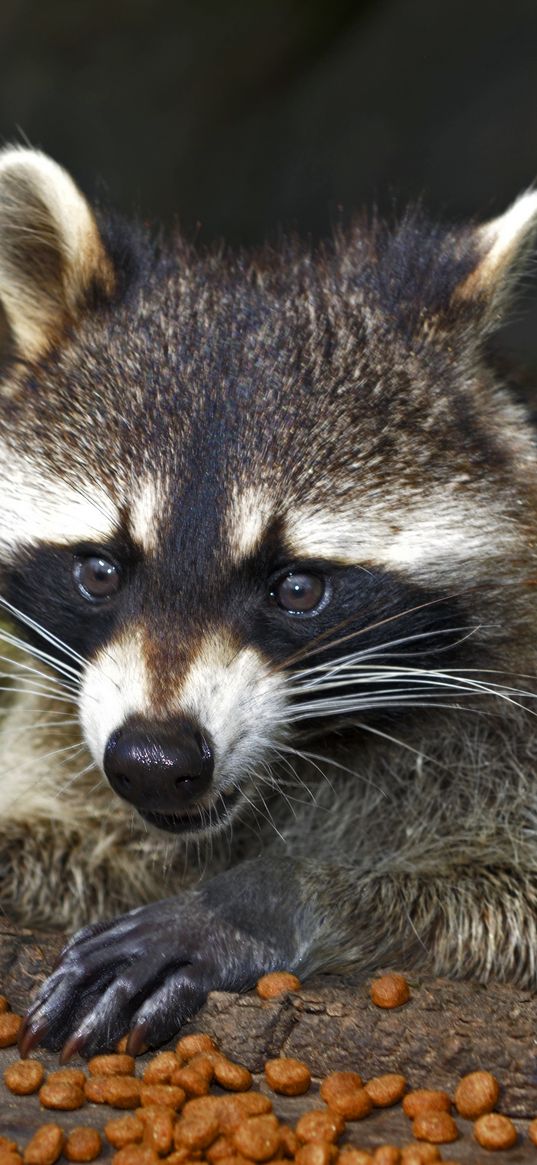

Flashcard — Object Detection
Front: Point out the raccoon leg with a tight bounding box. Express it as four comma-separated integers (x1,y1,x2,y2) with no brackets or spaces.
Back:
19,858,537,1057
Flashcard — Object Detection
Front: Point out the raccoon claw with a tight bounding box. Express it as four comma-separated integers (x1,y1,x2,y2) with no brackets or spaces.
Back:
23,861,305,1055
18,1016,48,1059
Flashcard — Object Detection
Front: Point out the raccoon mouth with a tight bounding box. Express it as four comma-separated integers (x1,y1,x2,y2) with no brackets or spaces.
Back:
139,787,241,834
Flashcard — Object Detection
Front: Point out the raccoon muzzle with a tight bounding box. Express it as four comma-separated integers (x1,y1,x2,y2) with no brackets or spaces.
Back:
103,717,215,828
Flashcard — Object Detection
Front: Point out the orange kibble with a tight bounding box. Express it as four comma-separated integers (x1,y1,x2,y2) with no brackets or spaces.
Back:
264,1057,311,1096
232,1115,281,1162
85,1075,141,1109
473,1112,517,1150
454,1070,500,1118
88,1053,136,1077
143,1052,182,1085
400,1147,440,1164
412,1112,459,1144
64,1129,102,1163
529,1117,537,1145
138,1108,175,1155
370,974,410,1009
23,1125,64,1165
175,1033,217,1059
372,1148,401,1164
207,1136,235,1163
402,1091,451,1119
338,1151,374,1165
39,1079,85,1110
4,1059,45,1095
279,1125,298,1158
0,997,9,1013
0,1013,22,1047
105,1115,145,1149
295,1110,344,1144
320,1072,371,1120
255,971,301,1000
112,1148,158,1165
47,1068,87,1089
0,1152,22,1165
213,1059,252,1092
174,1062,213,1096
365,1074,407,1107
139,1084,185,1111
175,1108,220,1152
294,1145,338,1165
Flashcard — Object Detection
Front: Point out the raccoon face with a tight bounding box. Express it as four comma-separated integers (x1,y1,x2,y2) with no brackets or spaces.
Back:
1,149,537,836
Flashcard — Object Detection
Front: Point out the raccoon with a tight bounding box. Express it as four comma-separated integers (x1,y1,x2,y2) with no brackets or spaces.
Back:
1,148,537,1058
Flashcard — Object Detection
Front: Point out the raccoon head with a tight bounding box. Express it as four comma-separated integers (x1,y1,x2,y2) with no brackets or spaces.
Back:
1,148,537,837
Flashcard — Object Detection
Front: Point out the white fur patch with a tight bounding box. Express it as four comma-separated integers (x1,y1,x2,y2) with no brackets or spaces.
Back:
226,484,274,561
0,449,119,557
175,633,287,786
284,493,511,579
129,477,165,552
479,190,537,282
80,627,151,764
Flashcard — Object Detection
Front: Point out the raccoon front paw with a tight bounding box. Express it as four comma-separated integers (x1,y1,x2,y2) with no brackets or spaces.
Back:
19,861,305,1058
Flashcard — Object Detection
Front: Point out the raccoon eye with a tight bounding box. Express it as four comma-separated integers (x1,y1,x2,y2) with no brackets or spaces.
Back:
271,571,326,615
73,555,121,601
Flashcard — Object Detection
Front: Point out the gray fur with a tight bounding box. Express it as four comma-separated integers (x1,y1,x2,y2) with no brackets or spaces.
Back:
2,151,537,1049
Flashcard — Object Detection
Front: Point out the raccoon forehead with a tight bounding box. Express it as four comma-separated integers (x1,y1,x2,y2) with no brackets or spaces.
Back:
225,480,511,574
0,450,120,558
284,496,507,575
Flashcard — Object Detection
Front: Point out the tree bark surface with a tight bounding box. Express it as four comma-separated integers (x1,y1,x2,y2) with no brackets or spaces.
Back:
0,922,536,1161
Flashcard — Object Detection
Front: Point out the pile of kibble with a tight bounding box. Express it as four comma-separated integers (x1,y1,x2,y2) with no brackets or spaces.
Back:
0,971,535,1165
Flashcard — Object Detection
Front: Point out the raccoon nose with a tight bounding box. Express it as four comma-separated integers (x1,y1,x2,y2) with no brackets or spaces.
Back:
103,720,214,813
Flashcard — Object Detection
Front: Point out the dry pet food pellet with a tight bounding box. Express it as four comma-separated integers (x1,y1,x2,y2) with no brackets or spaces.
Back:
365,1074,407,1107
372,1148,401,1164
4,1058,45,1094
0,1013,22,1047
175,1108,220,1151
279,1125,298,1157
232,1114,281,1162
529,1117,537,1145
338,1151,374,1165
454,1069,500,1118
143,1052,181,1085
0,1142,18,1153
206,1135,235,1163
370,974,410,1008
139,1083,185,1111
0,1153,22,1165
24,1125,64,1165
264,1057,311,1096
39,1079,85,1110
319,1072,371,1120
112,1148,158,1165
294,1145,338,1165
295,1110,344,1144
85,1075,141,1108
473,1112,517,1150
176,1033,216,1059
105,1116,144,1149
64,1129,102,1163
47,1068,87,1089
255,972,301,1000
139,1109,174,1155
88,1053,136,1077
400,1147,440,1164
412,1112,459,1144
213,1059,252,1092
0,997,9,1013
234,1093,272,1116
402,1091,451,1118
174,1063,212,1096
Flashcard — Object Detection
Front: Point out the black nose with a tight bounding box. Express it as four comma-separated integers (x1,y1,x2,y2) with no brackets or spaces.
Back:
103,719,214,814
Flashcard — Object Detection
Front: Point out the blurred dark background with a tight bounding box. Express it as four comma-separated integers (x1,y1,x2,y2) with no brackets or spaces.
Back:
0,0,536,365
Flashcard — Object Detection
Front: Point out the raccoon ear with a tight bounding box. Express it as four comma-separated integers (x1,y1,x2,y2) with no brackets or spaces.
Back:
458,191,537,323
0,148,115,361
